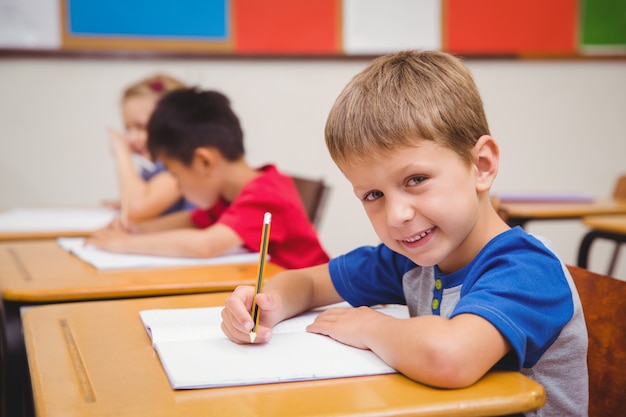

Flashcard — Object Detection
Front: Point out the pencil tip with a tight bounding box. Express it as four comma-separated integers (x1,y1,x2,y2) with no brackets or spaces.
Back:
250,332,257,343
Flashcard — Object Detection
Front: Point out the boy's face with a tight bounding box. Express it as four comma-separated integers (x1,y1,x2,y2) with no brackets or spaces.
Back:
160,153,221,210
339,140,483,273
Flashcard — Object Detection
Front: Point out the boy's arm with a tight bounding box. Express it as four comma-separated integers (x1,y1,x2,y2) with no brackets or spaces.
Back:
221,264,343,344
308,310,510,389
131,210,195,233
86,222,244,258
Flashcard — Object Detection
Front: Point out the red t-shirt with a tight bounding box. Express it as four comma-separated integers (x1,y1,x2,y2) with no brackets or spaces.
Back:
190,165,329,269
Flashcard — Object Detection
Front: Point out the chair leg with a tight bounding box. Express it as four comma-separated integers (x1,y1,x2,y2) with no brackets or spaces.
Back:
577,230,626,276
577,231,599,269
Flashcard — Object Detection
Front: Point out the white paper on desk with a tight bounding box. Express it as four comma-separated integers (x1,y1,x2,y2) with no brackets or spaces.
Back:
0,207,116,233
57,237,259,270
139,304,409,389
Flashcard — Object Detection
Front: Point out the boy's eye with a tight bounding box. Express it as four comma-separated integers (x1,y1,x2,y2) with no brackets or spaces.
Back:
407,176,427,186
364,190,383,201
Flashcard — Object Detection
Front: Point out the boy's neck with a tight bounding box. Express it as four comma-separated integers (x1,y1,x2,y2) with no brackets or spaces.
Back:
220,159,260,202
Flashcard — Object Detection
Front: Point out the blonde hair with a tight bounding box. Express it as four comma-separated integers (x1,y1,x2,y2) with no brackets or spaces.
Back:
325,50,490,166
122,73,187,102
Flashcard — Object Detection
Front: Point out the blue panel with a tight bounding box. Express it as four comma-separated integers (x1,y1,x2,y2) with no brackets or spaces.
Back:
68,0,228,39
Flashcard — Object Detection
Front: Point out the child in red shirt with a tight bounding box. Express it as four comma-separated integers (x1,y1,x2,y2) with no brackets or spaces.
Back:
88,88,329,269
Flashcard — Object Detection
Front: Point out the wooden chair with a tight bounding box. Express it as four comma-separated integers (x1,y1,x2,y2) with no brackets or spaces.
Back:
567,265,626,417
291,175,330,228
577,174,626,275
613,174,626,200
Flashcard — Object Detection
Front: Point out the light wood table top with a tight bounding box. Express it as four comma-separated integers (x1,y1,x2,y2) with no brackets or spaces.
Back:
499,198,626,227
582,214,626,234
23,292,546,417
0,229,91,241
0,240,284,302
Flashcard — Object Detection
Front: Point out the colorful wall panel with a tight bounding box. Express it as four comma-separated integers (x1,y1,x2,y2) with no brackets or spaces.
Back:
0,0,623,57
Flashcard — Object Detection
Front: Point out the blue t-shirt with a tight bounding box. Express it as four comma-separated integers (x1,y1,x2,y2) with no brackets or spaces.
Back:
328,227,588,417
141,161,194,215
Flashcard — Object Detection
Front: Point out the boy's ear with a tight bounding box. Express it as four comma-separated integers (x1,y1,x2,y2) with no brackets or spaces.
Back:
472,135,499,193
192,147,217,174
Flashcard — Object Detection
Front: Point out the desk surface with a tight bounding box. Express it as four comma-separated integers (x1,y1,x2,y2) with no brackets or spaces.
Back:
583,214,626,234
0,240,283,302
0,229,90,241
23,292,546,417
499,198,626,226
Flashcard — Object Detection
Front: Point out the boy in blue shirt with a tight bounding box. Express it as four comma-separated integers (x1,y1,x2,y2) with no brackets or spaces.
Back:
221,50,588,417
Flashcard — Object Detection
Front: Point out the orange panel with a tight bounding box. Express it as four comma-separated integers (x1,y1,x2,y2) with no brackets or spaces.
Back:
234,0,340,54
444,0,578,55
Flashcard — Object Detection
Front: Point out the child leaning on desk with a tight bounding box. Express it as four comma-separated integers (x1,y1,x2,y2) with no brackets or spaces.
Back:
88,88,329,270
104,74,194,225
221,50,588,417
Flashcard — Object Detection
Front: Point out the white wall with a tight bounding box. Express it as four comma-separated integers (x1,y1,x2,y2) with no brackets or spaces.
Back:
1,57,625,278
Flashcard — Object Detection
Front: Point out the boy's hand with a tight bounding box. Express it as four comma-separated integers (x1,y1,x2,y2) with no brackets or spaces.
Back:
306,306,387,350
221,285,283,344
105,215,137,233
85,228,131,253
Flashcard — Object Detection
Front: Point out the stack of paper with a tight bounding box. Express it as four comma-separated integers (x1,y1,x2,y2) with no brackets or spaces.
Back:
0,207,116,233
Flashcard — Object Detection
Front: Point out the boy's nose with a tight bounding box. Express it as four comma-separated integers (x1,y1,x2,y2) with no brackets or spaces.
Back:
385,195,415,227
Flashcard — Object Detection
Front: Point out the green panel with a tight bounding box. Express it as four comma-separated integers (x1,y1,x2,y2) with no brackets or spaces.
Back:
581,0,626,48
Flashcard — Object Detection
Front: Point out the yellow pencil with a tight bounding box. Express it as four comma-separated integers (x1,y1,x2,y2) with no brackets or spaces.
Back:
250,212,272,343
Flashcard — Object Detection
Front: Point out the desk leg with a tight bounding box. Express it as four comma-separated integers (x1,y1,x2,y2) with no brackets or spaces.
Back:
0,300,34,417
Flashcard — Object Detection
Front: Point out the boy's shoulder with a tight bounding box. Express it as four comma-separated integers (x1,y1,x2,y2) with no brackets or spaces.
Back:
236,164,303,209
243,165,290,191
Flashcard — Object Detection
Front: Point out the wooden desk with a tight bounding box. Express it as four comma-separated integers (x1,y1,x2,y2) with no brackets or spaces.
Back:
577,215,626,275
498,198,626,228
0,240,283,302
23,292,546,417
0,240,284,417
0,229,90,241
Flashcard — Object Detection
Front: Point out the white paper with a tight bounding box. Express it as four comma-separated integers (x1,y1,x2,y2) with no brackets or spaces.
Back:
139,304,409,389
0,207,116,233
57,237,259,270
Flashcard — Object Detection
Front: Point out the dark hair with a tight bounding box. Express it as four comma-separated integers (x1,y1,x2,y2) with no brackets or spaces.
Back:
147,88,245,165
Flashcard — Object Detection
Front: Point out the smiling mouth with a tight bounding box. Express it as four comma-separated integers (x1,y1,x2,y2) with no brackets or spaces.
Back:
403,228,433,243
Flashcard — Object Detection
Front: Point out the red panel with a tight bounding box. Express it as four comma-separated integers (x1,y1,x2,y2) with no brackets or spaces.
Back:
234,0,340,54
444,0,578,55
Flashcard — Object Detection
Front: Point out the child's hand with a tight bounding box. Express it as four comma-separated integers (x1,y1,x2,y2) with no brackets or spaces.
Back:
107,127,130,157
101,199,121,210
85,228,131,253
221,285,283,344
106,215,136,233
306,306,386,350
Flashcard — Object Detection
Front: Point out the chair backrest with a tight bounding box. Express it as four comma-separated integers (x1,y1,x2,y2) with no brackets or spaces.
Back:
291,175,330,228
567,265,626,417
612,174,626,199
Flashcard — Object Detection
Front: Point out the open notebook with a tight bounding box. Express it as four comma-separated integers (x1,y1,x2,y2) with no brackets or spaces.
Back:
0,207,116,233
139,304,409,389
57,237,259,270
